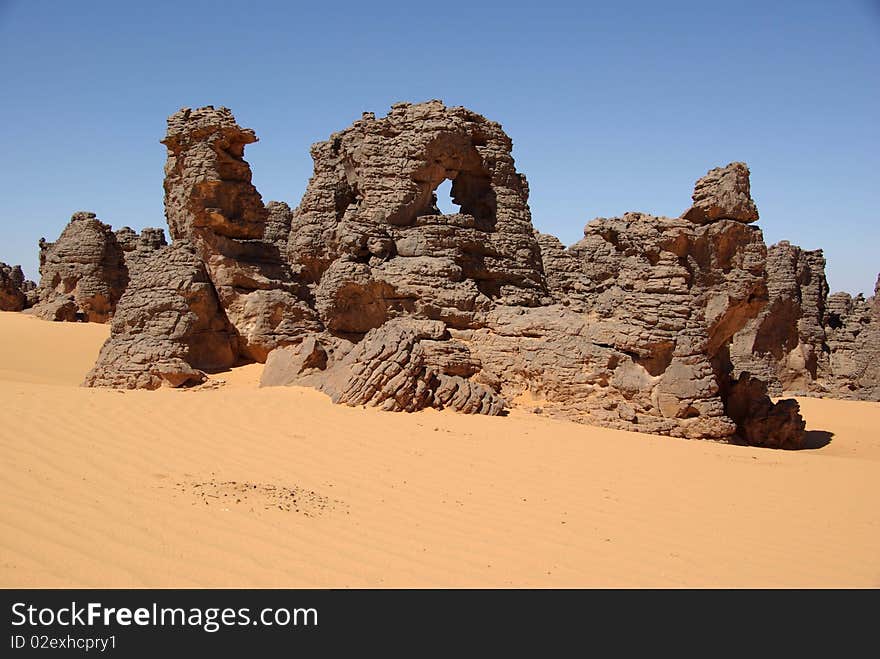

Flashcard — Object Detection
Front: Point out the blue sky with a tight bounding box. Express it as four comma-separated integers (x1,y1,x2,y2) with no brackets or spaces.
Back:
1,0,877,294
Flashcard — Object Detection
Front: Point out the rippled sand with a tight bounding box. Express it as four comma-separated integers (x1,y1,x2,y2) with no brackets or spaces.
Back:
1,311,878,587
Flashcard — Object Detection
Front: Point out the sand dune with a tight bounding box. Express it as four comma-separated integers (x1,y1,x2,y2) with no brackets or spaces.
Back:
0,310,878,587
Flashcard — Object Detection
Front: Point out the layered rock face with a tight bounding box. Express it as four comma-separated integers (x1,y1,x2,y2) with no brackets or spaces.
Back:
465,208,799,445
289,100,547,333
0,262,34,311
84,241,237,389
730,241,829,395
262,318,506,415
85,102,812,447
682,161,758,225
114,226,167,252
33,212,128,321
32,213,166,322
277,114,801,445
729,242,880,402
820,275,880,400
161,106,319,361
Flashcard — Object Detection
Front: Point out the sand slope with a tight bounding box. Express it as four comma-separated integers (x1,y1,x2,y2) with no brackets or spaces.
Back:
1,311,878,587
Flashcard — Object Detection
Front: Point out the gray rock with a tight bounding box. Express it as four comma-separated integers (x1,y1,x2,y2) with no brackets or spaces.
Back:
32,214,165,321
32,212,128,322
84,241,238,389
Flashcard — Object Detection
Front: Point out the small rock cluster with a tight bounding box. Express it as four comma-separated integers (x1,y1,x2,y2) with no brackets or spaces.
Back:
175,478,340,517
30,212,166,321
0,262,36,311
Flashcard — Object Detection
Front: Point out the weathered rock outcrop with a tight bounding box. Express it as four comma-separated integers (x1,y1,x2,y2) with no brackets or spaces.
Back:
820,275,880,400
682,162,758,225
724,373,806,449
115,226,169,279
729,241,880,402
116,226,168,253
466,211,797,443
262,319,505,414
161,106,320,361
84,241,237,389
0,262,33,311
289,100,547,334
32,213,166,322
730,241,829,395
264,201,293,254
32,212,128,321
264,105,802,445
84,101,813,447
22,279,38,307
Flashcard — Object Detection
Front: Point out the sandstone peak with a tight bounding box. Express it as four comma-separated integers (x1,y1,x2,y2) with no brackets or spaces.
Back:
682,161,759,225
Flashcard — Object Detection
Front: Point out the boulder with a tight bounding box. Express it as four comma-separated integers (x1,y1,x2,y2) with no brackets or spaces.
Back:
0,262,30,311
84,241,237,389
32,212,128,322
682,162,759,224
32,214,166,322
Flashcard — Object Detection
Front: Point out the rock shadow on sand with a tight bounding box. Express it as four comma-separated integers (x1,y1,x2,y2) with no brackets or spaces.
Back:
801,430,834,450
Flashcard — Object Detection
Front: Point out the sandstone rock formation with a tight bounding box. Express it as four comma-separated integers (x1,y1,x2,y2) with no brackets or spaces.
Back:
729,241,880,402
724,373,805,449
161,106,320,361
271,105,803,445
820,275,880,400
288,100,547,329
0,262,34,311
682,162,758,225
730,241,829,395
84,241,237,389
32,213,166,322
22,279,39,308
264,201,293,254
262,318,505,414
33,212,128,321
83,101,819,448
463,210,798,444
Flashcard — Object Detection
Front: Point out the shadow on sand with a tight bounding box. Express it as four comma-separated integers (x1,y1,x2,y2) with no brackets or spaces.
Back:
801,430,834,450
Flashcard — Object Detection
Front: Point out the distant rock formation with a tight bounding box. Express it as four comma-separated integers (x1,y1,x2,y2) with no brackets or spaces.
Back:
821,275,880,400
85,102,813,448
0,262,35,311
730,241,829,395
32,212,166,322
729,242,879,402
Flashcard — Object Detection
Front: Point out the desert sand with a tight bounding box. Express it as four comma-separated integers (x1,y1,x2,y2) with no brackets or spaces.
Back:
0,310,877,588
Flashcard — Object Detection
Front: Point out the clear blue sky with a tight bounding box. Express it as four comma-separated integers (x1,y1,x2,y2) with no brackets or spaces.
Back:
1,0,878,294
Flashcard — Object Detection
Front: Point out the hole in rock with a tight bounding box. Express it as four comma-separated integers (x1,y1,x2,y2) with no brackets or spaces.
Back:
434,178,461,215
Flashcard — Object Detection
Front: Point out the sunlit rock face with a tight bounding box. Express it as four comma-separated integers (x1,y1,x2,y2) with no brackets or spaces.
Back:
84,101,814,447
